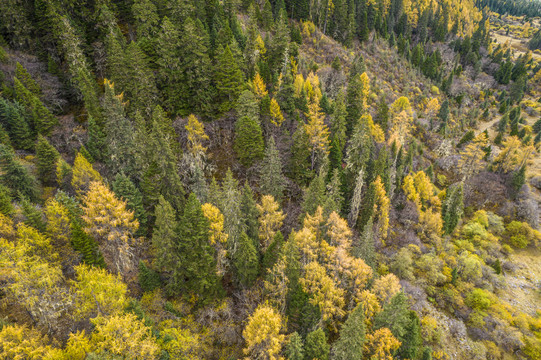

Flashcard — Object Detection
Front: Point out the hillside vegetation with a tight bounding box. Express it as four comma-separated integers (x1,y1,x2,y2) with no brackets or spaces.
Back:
0,0,541,359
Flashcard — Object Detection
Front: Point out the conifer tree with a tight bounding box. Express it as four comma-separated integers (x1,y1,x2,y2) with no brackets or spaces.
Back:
71,152,102,196
441,182,463,235
237,90,260,121
286,332,305,360
262,0,274,30
0,98,33,150
269,11,290,72
151,196,178,274
102,80,136,176
305,100,330,171
156,16,182,113
305,328,330,360
35,135,59,186
219,170,244,253
241,182,260,247
332,302,366,360
260,136,286,200
233,232,260,287
15,62,40,95
0,184,13,216
177,18,214,116
234,116,265,166
174,193,221,301
112,173,147,235
289,125,313,185
214,45,245,113
0,144,39,201
302,173,327,216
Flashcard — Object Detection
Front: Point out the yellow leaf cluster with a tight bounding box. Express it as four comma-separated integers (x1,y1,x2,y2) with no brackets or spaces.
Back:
201,203,228,245
71,152,102,196
371,273,401,304
185,114,209,158
243,304,285,360
364,327,401,360
257,195,285,251
270,98,285,127
252,72,268,98
71,264,128,319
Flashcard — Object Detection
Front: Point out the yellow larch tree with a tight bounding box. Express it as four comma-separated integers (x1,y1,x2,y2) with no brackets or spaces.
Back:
373,176,390,241
364,327,401,360
300,261,345,326
253,72,268,98
81,181,139,276
295,226,320,266
0,324,62,359
90,313,160,359
44,198,77,265
270,98,285,127
71,152,102,196
185,114,209,159
493,136,534,173
326,211,352,250
359,72,370,112
425,98,440,121
257,195,285,252
264,258,290,314
458,132,488,180
243,304,285,360
71,263,128,320
389,96,413,148
357,290,381,327
304,100,330,170
372,273,401,304
201,203,228,276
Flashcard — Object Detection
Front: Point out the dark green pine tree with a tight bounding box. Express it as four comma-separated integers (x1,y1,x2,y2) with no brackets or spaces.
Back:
277,65,296,115
86,115,107,162
35,135,59,186
354,216,376,269
437,99,450,135
358,180,376,231
233,231,260,288
289,124,313,185
237,90,260,121
20,195,46,232
174,193,222,301
346,73,365,133
138,261,162,292
141,107,185,212
301,172,327,216
214,45,245,113
261,231,283,273
0,144,39,202
330,90,347,152
113,173,147,235
156,16,183,114
14,77,56,135
375,96,389,133
122,41,158,115
240,181,260,249
285,332,304,360
305,328,330,360
0,184,14,216
260,136,286,201
102,81,136,176
178,18,215,117
15,62,40,95
0,97,33,150
234,116,265,166
269,10,290,72
441,182,464,235
512,165,527,193
332,302,366,360
262,0,274,30
151,195,179,274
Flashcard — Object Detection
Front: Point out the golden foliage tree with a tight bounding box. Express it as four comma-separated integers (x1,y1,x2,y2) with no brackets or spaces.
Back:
304,100,330,170
373,176,390,241
389,96,413,148
458,132,488,180
257,195,285,252
185,114,209,160
372,273,401,304
364,327,401,360
81,181,139,276
71,264,128,320
300,261,346,326
493,136,534,173
71,152,102,196
90,313,160,359
243,304,285,360
270,98,285,127
202,202,228,276
253,72,268,98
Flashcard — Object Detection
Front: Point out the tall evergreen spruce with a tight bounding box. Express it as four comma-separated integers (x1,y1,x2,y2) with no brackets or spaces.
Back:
173,193,222,301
